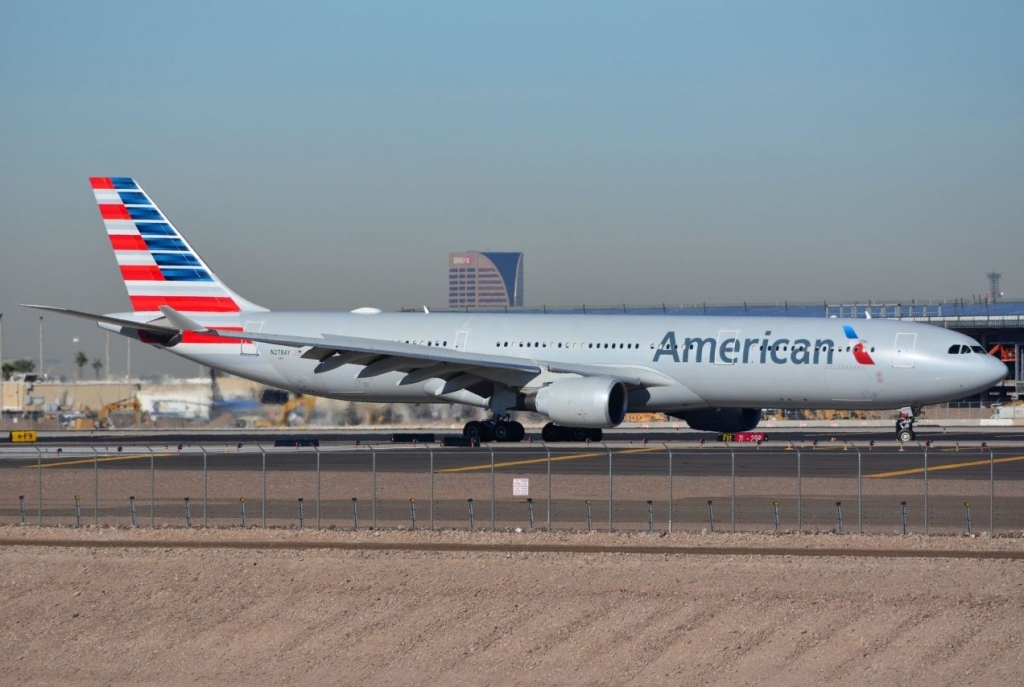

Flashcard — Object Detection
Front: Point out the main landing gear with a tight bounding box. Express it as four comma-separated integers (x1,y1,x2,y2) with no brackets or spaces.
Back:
463,415,525,443
461,417,604,443
896,407,918,443
541,423,602,443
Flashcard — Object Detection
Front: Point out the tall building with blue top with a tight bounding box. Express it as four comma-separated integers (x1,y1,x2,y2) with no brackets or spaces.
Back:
448,252,524,309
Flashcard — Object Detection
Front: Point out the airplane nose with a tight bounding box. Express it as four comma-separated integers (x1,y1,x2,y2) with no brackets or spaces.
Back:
982,354,1009,386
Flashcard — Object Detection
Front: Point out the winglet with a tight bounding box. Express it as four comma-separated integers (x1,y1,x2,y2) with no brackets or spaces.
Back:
158,306,211,333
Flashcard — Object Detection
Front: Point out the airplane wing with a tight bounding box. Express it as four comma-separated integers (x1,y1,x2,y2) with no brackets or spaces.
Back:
21,304,662,389
154,306,655,387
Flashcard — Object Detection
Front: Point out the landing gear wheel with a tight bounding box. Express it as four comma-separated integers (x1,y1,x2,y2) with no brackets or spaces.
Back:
493,422,511,442
898,428,915,443
509,421,525,442
464,421,483,441
586,428,603,442
478,422,496,443
542,423,560,442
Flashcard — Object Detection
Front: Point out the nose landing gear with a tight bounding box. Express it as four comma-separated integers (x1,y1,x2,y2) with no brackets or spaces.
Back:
896,407,918,443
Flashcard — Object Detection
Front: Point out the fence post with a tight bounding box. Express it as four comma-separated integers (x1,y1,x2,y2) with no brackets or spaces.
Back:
730,447,736,533
647,500,654,534
988,446,995,534
665,443,673,534
489,445,496,531
184,497,191,527
707,500,715,533
298,498,304,529
239,497,246,527
796,448,802,534
585,500,592,532
429,447,435,531
545,445,552,531
352,498,359,530
260,444,267,528
92,447,99,526
855,446,863,534
965,501,973,535
35,447,43,526
316,448,321,531
527,498,535,529
773,501,780,533
468,498,475,529
372,450,377,530
836,501,843,533
19,494,26,525
148,446,156,528
901,501,907,535
130,495,137,527
201,446,208,528
605,443,613,532
409,498,416,529
923,444,929,535
74,495,82,527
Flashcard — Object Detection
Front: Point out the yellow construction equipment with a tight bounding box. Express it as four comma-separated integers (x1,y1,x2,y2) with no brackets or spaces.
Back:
67,396,144,429
278,394,315,426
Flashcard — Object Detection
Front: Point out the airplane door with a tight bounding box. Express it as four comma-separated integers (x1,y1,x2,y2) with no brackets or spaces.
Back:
893,333,917,368
241,321,264,356
454,330,469,351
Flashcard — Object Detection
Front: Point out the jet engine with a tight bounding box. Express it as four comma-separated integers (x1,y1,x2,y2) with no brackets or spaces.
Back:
533,377,628,428
669,407,762,433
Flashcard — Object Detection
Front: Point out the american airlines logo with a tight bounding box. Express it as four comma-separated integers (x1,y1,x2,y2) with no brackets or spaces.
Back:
652,330,874,366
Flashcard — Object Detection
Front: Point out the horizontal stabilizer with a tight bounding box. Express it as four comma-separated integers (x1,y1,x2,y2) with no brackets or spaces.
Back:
20,304,179,334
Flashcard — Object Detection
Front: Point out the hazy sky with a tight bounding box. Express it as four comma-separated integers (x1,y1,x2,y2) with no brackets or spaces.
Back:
1,1,1022,379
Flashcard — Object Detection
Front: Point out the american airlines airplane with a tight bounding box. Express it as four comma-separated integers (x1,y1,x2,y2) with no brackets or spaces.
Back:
25,177,1007,443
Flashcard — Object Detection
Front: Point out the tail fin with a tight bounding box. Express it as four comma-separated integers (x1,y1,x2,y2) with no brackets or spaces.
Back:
89,177,266,314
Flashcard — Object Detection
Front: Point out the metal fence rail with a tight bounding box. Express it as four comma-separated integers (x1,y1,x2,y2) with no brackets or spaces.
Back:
1,442,1021,535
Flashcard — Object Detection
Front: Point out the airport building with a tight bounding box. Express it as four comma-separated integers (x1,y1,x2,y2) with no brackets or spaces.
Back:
448,251,524,309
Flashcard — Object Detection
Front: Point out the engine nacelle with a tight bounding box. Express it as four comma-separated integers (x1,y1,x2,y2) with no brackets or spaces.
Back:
534,377,628,428
670,407,762,433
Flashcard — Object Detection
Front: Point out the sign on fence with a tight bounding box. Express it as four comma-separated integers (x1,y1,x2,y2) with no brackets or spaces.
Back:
10,430,37,443
513,478,529,496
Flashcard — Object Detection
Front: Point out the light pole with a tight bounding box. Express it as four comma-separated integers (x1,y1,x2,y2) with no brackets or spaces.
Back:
38,316,43,379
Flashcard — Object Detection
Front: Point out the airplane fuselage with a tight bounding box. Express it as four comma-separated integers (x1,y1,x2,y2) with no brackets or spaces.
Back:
116,311,1005,413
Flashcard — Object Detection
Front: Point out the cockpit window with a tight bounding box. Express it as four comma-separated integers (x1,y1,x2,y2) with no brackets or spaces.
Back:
947,345,960,354
971,346,985,354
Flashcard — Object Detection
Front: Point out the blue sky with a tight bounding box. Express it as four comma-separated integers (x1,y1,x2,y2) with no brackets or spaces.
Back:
1,1,1022,378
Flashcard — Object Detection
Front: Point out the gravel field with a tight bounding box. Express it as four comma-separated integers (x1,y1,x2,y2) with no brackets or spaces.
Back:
2,526,1023,685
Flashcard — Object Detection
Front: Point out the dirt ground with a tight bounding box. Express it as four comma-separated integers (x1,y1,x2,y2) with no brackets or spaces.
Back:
1,526,1023,686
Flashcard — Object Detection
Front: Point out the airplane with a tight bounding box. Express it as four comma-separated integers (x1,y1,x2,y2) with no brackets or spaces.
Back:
23,177,1007,444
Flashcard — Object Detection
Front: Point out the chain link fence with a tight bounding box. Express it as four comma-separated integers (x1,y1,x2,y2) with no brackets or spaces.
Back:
2,441,1021,535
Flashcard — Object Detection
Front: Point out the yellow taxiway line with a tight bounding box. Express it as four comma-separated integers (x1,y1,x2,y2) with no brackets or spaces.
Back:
866,455,1024,479
24,453,174,469
437,446,662,473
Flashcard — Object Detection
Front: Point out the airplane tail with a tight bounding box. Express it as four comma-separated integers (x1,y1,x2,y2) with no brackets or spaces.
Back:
89,177,266,314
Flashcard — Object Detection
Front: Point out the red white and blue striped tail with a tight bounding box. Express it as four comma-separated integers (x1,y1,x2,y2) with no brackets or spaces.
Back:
90,177,266,314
